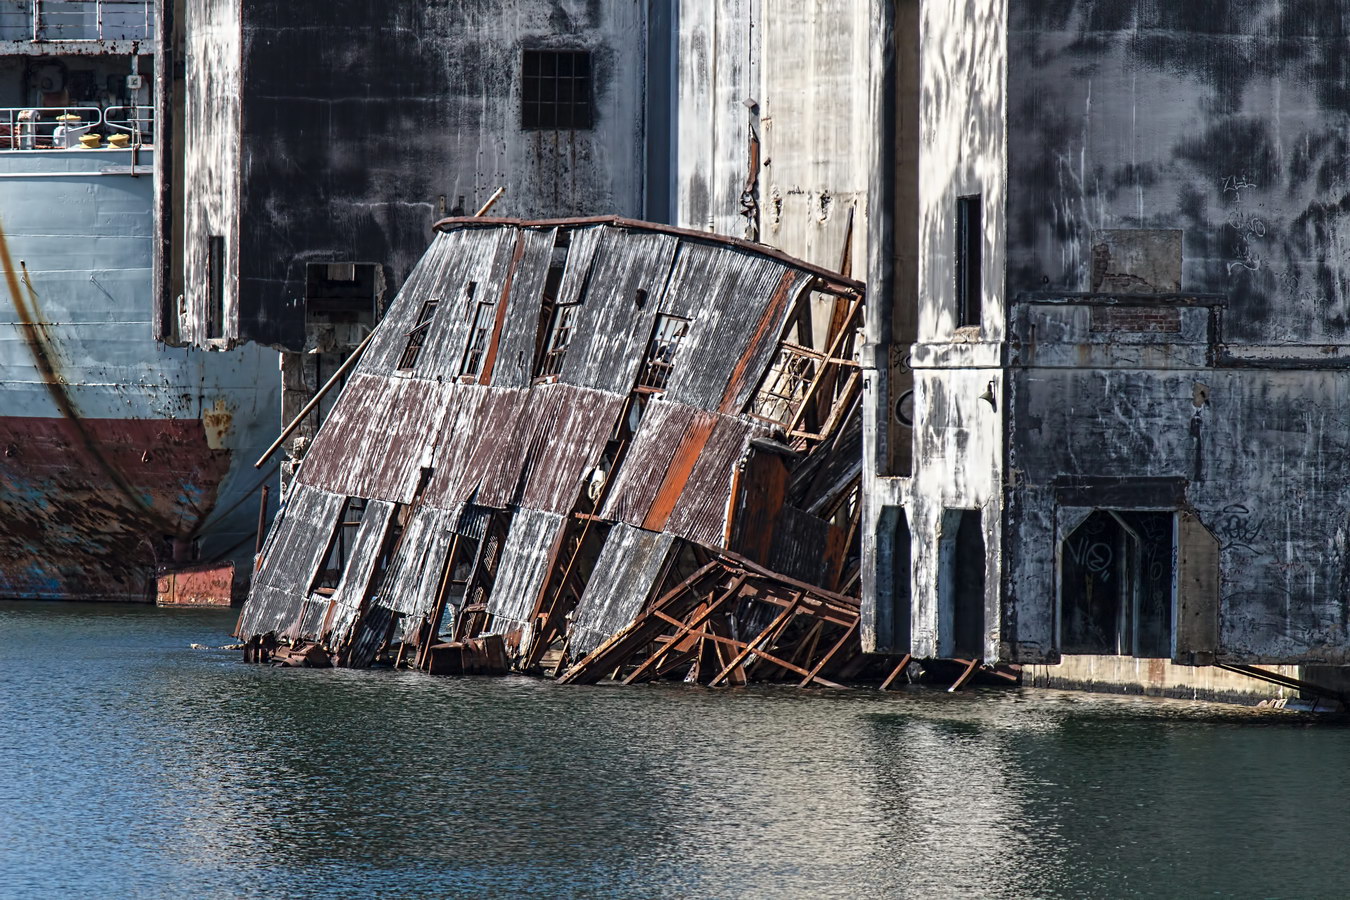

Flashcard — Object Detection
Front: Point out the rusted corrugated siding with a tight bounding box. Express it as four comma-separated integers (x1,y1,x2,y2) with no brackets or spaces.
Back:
489,227,557,389
664,416,772,546
483,507,566,633
768,505,835,586
298,374,453,503
717,270,812,414
555,225,604,307
323,499,396,646
559,228,678,394
659,246,808,411
600,399,702,524
514,385,626,514
239,484,345,637
378,505,454,619
568,524,676,656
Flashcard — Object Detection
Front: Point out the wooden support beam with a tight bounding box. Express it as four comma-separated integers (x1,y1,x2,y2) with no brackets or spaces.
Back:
623,576,748,685
879,654,913,691
709,592,803,687
797,620,859,688
948,658,982,693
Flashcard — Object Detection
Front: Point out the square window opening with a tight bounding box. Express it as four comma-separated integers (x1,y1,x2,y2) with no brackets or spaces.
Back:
522,49,593,130
637,314,690,392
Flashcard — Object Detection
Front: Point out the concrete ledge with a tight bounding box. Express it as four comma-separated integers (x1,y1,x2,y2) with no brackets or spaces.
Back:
1025,655,1305,706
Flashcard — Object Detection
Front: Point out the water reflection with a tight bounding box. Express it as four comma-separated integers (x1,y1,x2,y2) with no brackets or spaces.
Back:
2,602,1347,899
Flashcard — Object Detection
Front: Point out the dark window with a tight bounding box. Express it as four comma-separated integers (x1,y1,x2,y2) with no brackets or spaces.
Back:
305,261,382,316
956,195,982,328
461,284,496,377
637,314,690,391
206,235,225,339
311,497,368,594
537,302,580,377
522,49,593,130
398,298,441,370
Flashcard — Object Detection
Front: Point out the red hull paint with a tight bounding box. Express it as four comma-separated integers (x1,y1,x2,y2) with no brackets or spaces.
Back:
0,416,232,601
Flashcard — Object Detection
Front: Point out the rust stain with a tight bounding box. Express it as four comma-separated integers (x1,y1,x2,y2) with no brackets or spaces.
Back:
478,232,526,384
642,415,717,532
0,218,177,534
202,397,234,450
718,269,797,413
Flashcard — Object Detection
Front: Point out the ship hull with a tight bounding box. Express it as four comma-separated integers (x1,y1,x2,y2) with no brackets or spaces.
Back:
0,148,280,601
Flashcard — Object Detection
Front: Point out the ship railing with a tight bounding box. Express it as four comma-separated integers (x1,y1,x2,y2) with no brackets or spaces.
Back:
0,105,153,149
0,0,154,43
103,104,153,144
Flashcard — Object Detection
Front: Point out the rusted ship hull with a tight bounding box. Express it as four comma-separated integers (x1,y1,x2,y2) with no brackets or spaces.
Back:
0,148,280,601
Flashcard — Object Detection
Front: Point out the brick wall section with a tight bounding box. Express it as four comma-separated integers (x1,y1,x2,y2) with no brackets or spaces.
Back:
1090,306,1181,333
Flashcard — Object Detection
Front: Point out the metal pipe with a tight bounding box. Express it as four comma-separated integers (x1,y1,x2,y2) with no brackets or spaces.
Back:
473,186,505,217
252,328,374,469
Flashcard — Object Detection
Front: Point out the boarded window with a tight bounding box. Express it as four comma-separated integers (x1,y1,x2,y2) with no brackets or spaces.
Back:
637,314,689,391
398,299,441,370
522,49,593,130
956,195,982,328
460,284,495,377
206,235,225,339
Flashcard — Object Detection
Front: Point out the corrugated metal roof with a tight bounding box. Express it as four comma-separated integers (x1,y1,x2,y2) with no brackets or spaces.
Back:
239,218,866,681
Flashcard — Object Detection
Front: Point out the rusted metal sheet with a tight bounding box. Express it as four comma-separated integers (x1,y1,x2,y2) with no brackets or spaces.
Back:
484,508,566,634
156,561,237,608
568,524,676,657
559,229,678,393
237,218,871,685
298,373,452,503
664,416,774,546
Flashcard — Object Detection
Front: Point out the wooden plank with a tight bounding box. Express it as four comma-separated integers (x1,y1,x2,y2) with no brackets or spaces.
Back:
948,657,982,693
797,620,858,687
709,592,803,687
879,653,912,691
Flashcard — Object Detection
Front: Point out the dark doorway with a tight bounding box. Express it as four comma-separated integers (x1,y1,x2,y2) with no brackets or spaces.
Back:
1060,510,1174,657
940,509,985,658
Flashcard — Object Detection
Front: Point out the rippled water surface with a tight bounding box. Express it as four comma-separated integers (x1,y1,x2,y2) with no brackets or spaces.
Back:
2,602,1347,898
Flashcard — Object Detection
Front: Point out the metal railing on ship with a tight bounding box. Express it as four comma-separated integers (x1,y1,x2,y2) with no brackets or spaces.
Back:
0,0,153,42
0,105,153,149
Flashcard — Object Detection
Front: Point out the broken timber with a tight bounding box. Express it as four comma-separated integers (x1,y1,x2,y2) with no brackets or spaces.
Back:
236,216,900,687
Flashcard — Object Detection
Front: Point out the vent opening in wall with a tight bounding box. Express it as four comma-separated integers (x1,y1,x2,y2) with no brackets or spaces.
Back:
956,195,982,328
522,49,593,130
306,262,384,318
206,235,225,340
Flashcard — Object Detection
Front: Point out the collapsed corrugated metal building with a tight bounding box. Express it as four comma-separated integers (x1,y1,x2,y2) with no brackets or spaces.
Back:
236,216,892,686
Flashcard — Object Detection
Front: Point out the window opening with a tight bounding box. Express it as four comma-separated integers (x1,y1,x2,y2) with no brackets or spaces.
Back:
310,497,368,594
637,314,690,392
398,298,441,370
305,261,383,317
206,235,225,339
533,235,574,378
956,195,982,328
460,283,496,377
522,49,593,130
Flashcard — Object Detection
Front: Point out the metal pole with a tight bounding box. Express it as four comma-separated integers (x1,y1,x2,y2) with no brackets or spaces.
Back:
252,327,374,469
473,186,506,216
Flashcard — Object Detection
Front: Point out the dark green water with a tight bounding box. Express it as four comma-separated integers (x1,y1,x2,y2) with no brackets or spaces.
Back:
2,601,1347,899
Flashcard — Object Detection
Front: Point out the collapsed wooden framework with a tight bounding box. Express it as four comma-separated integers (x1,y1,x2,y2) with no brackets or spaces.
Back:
238,216,902,686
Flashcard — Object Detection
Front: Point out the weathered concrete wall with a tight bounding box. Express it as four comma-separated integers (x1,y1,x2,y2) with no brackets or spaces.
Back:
177,0,649,350
903,0,1008,660
675,0,871,274
1007,2,1350,348
178,0,241,347
1006,339,1350,665
675,0,757,239
998,3,1350,668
